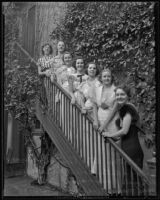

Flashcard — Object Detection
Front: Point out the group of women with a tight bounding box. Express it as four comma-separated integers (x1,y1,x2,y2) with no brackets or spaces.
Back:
37,41,144,193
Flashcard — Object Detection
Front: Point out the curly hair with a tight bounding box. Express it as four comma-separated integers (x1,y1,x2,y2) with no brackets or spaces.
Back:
41,43,53,55
99,68,114,84
62,51,73,63
114,84,131,98
72,56,85,69
85,62,100,76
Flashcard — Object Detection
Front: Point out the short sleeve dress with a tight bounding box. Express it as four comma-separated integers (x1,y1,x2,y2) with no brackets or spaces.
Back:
37,55,55,73
116,103,144,168
37,55,55,108
92,84,119,134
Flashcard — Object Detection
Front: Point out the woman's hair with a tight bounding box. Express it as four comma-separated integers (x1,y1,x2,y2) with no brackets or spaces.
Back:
41,43,53,55
114,84,131,98
73,56,85,69
62,51,72,63
85,62,99,76
99,68,114,84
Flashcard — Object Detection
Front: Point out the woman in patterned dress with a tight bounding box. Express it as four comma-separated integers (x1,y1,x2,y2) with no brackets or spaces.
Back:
37,43,55,109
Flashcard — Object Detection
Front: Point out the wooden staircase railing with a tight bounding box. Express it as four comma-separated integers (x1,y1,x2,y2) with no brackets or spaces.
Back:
38,76,150,196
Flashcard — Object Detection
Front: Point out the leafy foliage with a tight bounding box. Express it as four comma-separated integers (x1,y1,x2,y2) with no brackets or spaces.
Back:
4,3,41,133
50,2,155,140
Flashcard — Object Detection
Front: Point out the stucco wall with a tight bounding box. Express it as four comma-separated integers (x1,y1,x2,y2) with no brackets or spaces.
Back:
35,2,67,60
26,137,81,195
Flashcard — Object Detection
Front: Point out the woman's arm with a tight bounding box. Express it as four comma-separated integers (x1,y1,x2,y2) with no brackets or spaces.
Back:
99,102,118,132
38,65,47,76
103,113,132,138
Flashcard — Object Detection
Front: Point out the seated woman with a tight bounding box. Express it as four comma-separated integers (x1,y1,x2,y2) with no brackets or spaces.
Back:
37,43,55,109
102,85,144,195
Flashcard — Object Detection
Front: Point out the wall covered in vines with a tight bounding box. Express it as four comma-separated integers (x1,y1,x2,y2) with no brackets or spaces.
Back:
50,2,155,138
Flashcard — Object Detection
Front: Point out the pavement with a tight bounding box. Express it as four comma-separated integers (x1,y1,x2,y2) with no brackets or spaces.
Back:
3,175,71,196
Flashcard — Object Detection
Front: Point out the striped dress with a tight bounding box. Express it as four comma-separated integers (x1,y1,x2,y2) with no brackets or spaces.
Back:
37,55,55,109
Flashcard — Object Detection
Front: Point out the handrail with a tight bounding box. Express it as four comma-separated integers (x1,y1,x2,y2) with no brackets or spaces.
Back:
107,138,149,184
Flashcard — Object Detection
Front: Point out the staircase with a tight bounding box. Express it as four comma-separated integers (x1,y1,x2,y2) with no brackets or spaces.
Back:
13,42,150,196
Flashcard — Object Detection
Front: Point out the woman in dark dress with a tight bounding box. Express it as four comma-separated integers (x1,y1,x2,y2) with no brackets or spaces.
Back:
102,85,144,195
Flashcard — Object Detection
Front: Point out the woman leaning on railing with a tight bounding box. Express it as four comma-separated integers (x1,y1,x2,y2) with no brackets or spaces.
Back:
100,84,144,195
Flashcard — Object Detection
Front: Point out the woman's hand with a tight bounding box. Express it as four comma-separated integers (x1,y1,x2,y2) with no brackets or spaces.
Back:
45,70,51,77
102,131,112,138
71,96,76,104
93,120,99,130
97,126,105,134
81,106,87,114
50,73,57,82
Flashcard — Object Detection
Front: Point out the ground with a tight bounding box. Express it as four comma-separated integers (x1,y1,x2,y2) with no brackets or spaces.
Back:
3,175,71,196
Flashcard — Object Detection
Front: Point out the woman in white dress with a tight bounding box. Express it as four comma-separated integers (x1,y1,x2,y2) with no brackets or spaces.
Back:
91,68,120,193
70,62,101,167
50,40,65,82
69,56,88,108
77,62,101,115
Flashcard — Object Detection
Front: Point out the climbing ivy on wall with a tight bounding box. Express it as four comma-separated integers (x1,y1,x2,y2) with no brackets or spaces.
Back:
3,2,41,135
50,2,155,141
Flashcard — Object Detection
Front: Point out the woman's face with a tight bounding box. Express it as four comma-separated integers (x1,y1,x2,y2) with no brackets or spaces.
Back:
88,64,97,77
101,71,112,86
43,45,51,55
115,88,128,105
57,41,65,53
64,53,72,66
76,59,84,72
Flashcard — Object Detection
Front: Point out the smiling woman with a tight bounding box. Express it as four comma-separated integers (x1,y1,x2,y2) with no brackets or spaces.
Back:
91,68,120,192
103,85,144,195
